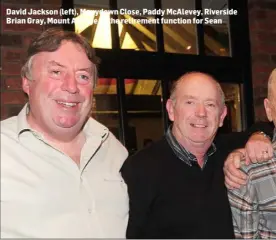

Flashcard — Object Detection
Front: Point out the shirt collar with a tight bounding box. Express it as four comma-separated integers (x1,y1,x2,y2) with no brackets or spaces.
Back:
83,116,109,141
165,125,216,167
17,103,33,139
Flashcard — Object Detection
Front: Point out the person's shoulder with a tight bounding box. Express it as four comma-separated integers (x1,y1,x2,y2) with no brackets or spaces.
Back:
1,116,18,139
124,137,169,167
86,117,127,155
1,117,21,167
85,118,128,169
107,131,128,157
131,137,167,158
121,138,168,178
99,125,129,169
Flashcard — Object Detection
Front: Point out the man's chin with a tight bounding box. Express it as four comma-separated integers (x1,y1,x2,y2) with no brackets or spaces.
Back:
53,116,81,129
189,136,212,145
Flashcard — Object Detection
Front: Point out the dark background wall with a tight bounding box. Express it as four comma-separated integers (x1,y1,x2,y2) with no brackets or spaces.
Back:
1,0,62,119
248,0,276,121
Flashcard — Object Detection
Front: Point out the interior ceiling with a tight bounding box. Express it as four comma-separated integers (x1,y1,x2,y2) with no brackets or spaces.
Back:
94,79,162,96
74,0,229,23
75,0,230,96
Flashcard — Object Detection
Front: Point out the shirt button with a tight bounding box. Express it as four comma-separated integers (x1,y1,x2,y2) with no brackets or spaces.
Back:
88,208,92,214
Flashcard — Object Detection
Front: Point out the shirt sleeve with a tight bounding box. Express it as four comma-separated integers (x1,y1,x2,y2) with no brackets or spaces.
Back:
228,173,259,239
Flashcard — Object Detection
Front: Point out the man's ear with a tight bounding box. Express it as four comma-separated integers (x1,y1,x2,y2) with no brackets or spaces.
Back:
22,77,31,96
264,98,273,122
219,105,227,127
166,99,175,122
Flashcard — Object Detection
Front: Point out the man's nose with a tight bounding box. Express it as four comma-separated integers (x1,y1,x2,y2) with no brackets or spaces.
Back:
61,73,79,94
195,103,207,117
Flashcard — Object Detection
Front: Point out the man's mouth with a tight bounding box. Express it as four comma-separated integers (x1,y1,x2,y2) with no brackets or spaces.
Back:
56,101,79,108
190,123,207,128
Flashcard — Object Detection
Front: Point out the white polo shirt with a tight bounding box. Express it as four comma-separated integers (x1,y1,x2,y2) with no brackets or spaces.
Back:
1,104,129,238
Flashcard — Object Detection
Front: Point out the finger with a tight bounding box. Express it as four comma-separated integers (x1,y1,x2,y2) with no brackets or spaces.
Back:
260,149,273,162
255,140,273,162
231,154,247,181
256,151,264,163
267,146,274,159
225,163,247,181
257,156,265,163
254,145,265,163
246,143,269,163
257,147,272,163
245,151,250,165
225,183,234,190
247,149,258,163
232,154,243,169
224,153,237,170
224,167,247,185
225,177,242,189
261,151,270,162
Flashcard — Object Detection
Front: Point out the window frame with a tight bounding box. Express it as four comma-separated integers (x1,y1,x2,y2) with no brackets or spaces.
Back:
63,0,253,145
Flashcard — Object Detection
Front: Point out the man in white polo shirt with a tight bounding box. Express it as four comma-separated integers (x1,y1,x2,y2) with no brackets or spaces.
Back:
1,28,128,238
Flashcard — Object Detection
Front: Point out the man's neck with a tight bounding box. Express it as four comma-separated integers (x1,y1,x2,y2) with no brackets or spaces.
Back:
49,133,86,167
172,128,212,168
38,128,86,167
27,115,86,166
27,114,82,142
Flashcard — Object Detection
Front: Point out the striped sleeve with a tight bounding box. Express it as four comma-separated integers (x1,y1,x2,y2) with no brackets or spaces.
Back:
228,175,259,239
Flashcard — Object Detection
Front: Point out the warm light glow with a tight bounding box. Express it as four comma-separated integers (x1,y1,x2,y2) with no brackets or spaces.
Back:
142,41,154,51
75,11,112,48
118,22,138,49
75,9,227,55
133,80,157,95
75,10,97,33
75,10,111,48
75,11,140,49
92,12,112,48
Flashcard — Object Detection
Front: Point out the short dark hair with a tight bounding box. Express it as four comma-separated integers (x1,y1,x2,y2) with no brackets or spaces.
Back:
21,27,100,88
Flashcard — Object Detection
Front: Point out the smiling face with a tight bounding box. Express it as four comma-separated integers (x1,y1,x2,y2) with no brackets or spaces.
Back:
22,41,94,140
166,73,227,149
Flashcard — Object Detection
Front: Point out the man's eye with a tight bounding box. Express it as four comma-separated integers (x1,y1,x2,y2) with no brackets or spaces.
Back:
80,75,89,80
186,101,194,104
51,70,61,75
207,103,215,107
77,73,91,84
49,70,62,79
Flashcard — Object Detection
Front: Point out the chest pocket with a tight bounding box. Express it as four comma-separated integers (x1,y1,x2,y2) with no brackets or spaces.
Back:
95,173,129,218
